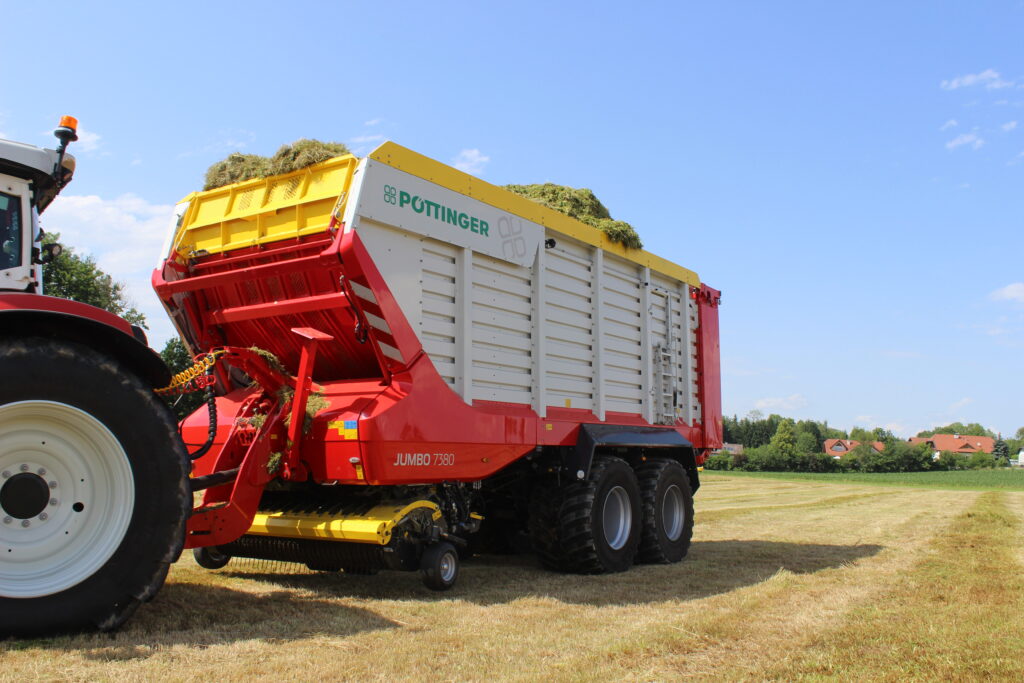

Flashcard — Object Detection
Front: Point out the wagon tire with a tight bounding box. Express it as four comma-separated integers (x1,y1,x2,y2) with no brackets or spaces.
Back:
635,457,694,564
194,547,231,570
529,455,641,574
420,541,459,591
0,338,190,637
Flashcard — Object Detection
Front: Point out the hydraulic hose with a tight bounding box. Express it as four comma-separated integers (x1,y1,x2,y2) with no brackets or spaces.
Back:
188,369,218,461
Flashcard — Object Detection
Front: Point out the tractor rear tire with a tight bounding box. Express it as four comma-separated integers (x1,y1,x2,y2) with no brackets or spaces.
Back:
0,338,190,637
635,458,694,564
529,455,641,574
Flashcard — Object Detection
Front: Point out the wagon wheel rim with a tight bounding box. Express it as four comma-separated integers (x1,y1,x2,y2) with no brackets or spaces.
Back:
661,484,685,541
0,401,134,598
439,549,457,583
602,485,633,550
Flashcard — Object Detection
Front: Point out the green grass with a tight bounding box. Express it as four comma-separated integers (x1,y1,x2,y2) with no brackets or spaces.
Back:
704,468,1024,490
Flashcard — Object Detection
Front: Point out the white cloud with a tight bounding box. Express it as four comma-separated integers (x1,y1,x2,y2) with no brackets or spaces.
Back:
941,69,1013,90
946,397,973,412
347,134,386,155
42,194,177,348
1002,121,1018,131
852,417,914,438
945,132,984,150
940,119,958,131
74,128,101,153
883,421,913,438
990,282,1024,303
177,129,256,159
363,118,381,127
452,148,490,175
753,394,807,412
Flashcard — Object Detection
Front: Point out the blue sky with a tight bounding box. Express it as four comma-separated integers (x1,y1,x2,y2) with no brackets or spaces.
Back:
2,1,1022,437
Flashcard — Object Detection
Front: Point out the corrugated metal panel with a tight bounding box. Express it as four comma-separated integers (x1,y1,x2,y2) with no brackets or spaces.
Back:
350,172,698,426
470,251,533,405
600,255,643,415
543,239,594,411
421,239,459,388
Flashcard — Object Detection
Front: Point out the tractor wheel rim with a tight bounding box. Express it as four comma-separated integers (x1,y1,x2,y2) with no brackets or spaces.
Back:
602,485,632,550
0,400,134,598
439,550,457,583
662,484,685,541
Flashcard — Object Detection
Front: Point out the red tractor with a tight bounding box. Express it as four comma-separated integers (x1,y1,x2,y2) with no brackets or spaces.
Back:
0,120,190,636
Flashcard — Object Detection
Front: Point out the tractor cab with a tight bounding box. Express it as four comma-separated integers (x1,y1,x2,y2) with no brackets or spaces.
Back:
0,117,76,293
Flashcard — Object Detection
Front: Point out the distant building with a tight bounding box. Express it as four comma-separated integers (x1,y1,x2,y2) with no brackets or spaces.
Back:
823,439,884,458
722,443,744,455
908,433,994,455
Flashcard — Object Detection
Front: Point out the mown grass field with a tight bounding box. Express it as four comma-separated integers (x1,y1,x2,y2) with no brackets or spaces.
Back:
4,474,1024,681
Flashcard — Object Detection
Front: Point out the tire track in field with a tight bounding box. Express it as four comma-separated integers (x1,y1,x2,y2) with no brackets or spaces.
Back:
762,491,1024,681
575,488,978,681
697,489,904,523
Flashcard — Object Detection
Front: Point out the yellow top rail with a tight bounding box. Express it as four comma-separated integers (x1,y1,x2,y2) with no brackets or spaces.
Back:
170,154,359,259
169,142,699,286
369,142,700,287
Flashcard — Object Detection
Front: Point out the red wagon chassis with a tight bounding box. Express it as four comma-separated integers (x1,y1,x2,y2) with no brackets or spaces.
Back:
155,224,721,549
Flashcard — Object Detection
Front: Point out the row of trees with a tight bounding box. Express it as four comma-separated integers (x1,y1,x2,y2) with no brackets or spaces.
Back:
711,413,1021,473
725,411,1022,455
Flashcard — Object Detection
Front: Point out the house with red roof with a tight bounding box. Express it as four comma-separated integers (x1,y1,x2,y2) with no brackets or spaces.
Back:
823,439,884,457
908,433,994,455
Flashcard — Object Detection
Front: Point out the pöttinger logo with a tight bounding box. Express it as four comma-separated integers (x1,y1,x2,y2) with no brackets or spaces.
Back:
383,185,397,205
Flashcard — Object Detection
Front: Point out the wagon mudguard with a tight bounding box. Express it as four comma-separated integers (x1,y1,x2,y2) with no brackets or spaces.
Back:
569,423,700,492
0,297,170,387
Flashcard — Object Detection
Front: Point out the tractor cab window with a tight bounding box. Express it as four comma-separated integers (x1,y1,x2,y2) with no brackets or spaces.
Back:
0,191,21,270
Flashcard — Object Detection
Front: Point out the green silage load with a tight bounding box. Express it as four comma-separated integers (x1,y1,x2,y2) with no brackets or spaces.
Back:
503,183,643,249
203,139,351,190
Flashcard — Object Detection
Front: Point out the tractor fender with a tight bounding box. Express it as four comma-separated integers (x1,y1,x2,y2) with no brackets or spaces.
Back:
0,294,170,387
567,423,700,493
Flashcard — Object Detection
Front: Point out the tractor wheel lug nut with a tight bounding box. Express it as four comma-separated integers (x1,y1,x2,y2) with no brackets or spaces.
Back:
2,516,11,525
1,471,9,479
50,498,59,506
37,468,46,476
48,481,57,489
19,464,29,472
21,520,30,528
39,513,48,521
